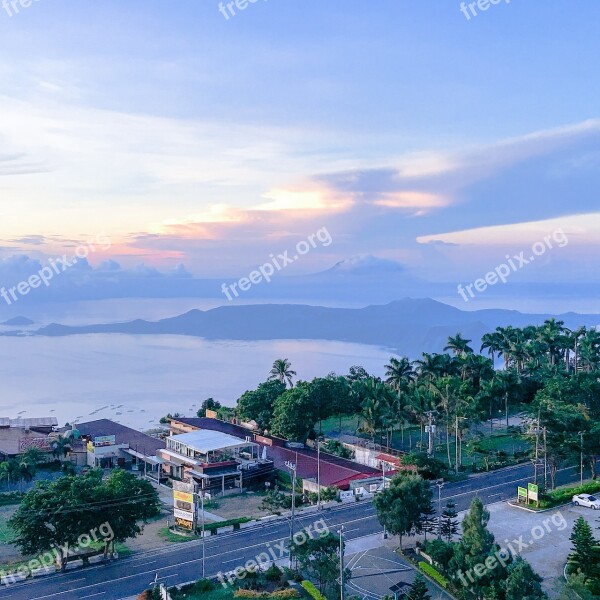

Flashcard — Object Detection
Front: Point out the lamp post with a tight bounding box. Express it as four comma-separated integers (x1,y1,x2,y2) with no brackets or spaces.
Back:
338,525,345,600
436,479,444,539
317,437,322,510
285,461,297,569
579,431,584,486
455,416,467,475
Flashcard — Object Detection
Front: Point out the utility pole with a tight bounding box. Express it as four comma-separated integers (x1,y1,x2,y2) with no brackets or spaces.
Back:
382,460,387,539
317,437,321,510
579,431,584,486
285,461,297,569
436,480,444,540
200,490,206,578
455,416,466,475
339,525,345,600
425,411,435,457
543,427,548,491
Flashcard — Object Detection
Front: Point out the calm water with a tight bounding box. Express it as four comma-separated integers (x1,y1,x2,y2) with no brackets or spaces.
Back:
0,333,395,430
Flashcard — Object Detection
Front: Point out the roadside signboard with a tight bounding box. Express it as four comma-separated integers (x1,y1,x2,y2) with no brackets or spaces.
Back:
174,508,195,521
173,481,194,493
528,483,539,502
517,486,528,501
175,517,194,531
93,435,116,447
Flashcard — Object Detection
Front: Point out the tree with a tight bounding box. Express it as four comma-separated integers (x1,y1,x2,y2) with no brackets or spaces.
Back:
268,358,297,387
569,517,598,579
292,532,349,598
237,380,286,430
270,383,319,442
373,473,433,551
9,469,160,569
445,334,474,357
385,357,415,391
449,498,510,598
440,500,459,542
197,398,221,417
408,573,431,600
503,556,546,600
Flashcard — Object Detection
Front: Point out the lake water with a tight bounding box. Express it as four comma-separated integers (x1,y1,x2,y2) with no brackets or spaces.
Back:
0,333,395,430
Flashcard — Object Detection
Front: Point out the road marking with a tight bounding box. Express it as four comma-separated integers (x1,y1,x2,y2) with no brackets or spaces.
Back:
80,593,105,599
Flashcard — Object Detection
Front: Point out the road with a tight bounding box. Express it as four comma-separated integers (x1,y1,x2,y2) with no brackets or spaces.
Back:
0,461,587,600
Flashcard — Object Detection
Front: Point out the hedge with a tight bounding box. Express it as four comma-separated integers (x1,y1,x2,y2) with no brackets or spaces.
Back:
234,591,299,598
301,581,326,600
201,517,252,533
419,562,449,589
539,480,600,509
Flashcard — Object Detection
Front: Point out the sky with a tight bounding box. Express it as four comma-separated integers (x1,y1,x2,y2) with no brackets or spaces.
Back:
0,1,599,299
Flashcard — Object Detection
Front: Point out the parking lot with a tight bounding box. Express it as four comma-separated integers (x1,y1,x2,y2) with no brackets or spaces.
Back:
485,501,600,596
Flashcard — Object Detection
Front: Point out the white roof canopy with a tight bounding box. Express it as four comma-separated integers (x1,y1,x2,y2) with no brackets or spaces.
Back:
168,430,256,454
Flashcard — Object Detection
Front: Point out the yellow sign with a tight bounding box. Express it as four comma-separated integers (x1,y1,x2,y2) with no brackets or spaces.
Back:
175,517,194,531
174,491,193,503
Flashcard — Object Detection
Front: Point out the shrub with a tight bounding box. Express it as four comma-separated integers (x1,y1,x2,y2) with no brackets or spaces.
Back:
419,562,449,588
539,481,600,508
301,581,326,600
265,564,283,582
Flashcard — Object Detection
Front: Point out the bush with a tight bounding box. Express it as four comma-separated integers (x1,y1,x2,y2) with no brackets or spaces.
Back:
301,581,327,600
419,562,449,588
422,539,455,570
402,454,446,480
539,481,600,509
265,564,283,582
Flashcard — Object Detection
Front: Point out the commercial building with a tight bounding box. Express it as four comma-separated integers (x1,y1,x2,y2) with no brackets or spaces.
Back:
158,428,274,495
0,417,58,460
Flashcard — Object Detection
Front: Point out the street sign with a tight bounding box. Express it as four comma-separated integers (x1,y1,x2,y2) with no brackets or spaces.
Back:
528,483,539,502
518,486,528,501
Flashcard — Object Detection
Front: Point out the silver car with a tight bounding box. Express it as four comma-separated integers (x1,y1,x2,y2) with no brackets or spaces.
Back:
572,493,600,509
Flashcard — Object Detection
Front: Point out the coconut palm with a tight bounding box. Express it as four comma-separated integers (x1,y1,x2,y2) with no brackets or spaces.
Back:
480,331,504,363
444,334,473,357
268,358,297,387
384,357,415,391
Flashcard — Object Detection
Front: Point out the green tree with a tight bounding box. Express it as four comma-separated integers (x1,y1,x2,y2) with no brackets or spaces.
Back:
503,556,546,600
440,500,459,542
569,517,598,579
268,358,297,387
408,573,431,600
373,473,433,551
9,469,160,569
449,498,510,599
292,532,348,598
197,397,221,417
271,383,319,442
237,380,286,430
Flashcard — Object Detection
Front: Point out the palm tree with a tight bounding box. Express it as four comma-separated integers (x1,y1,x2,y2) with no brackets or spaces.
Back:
268,358,297,387
0,460,20,491
384,357,415,391
579,329,600,372
51,436,73,462
444,334,473,357
480,331,504,363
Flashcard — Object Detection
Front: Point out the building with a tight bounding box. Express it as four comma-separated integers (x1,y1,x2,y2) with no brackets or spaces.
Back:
0,417,58,460
159,428,274,495
76,419,165,477
168,416,379,495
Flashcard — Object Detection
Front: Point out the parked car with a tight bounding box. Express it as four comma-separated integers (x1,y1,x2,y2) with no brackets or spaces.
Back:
572,493,600,509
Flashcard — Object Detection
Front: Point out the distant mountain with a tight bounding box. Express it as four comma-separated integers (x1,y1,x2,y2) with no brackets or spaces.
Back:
35,299,600,357
0,316,34,326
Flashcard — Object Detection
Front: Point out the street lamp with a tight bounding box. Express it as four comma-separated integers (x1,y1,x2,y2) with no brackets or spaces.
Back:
316,437,323,510
285,461,297,569
579,431,585,486
455,416,467,475
196,487,206,578
436,479,444,540
338,525,345,600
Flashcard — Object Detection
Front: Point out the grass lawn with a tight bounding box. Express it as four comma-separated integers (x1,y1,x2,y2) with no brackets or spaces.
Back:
157,526,198,543
318,414,363,438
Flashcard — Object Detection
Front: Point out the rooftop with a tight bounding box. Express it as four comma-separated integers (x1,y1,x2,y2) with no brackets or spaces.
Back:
169,430,255,454
76,419,165,455
0,417,58,429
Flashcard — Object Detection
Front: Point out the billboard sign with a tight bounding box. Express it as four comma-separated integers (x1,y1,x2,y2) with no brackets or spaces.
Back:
528,483,539,502
174,509,195,522
517,486,528,500
175,517,194,531
174,490,195,515
93,435,116,447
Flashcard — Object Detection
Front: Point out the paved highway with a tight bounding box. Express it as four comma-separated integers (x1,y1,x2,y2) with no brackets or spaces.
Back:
0,461,586,600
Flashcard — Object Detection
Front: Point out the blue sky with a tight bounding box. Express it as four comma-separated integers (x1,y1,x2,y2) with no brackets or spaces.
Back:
0,1,598,290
